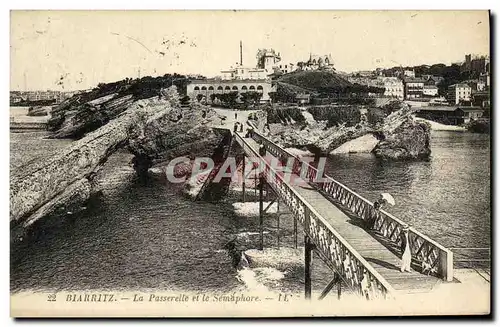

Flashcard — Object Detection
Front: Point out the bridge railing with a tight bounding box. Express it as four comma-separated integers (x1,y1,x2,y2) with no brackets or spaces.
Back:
249,125,454,282
234,132,396,299
195,130,233,201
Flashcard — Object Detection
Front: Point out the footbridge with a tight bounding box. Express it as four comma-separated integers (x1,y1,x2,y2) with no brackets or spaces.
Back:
211,123,454,300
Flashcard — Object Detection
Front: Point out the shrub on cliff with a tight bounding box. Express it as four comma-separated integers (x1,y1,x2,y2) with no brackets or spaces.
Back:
307,105,361,128
366,100,406,127
366,107,386,126
266,106,305,125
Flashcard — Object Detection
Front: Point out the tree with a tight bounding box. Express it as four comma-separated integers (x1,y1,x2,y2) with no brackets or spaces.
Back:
196,94,204,102
240,91,263,108
180,95,190,106
226,91,239,107
268,92,278,103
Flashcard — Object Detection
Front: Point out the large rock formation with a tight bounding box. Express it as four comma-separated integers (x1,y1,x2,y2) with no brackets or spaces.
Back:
257,101,431,160
48,93,135,138
10,87,220,236
372,104,431,160
466,118,490,134
373,119,431,160
262,104,373,154
329,133,380,155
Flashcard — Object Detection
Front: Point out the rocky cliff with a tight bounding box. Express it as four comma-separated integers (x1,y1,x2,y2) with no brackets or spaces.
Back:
11,86,221,237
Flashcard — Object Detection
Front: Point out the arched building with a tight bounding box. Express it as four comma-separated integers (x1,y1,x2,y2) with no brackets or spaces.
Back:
187,79,275,103
186,43,279,104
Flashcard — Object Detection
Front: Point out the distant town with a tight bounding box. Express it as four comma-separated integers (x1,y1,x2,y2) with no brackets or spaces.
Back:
10,90,80,106
10,42,490,127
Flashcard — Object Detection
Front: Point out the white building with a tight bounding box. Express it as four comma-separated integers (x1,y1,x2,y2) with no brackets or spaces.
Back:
276,62,295,74
404,78,426,99
423,85,439,97
188,44,276,104
255,48,297,75
447,84,472,105
380,77,404,99
299,54,335,71
220,65,268,80
404,70,416,78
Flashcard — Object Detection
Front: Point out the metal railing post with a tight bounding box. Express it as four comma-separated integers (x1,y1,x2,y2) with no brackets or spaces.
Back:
259,176,264,251
305,235,313,300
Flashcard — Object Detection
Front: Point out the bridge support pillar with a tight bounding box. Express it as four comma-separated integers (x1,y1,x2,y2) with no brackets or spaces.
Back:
304,235,313,300
241,154,246,203
294,217,298,249
277,199,280,250
318,273,341,300
440,250,454,282
258,176,264,251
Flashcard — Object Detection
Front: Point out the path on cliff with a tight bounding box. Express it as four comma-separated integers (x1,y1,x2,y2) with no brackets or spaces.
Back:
210,108,260,129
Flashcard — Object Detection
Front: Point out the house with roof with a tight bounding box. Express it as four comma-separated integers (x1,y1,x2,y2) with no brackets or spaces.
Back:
415,105,484,125
424,75,444,86
403,77,426,99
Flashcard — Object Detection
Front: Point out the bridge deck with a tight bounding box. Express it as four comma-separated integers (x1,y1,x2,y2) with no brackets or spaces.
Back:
238,132,442,294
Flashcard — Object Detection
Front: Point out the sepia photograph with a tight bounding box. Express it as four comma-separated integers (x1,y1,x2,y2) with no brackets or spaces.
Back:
9,9,491,317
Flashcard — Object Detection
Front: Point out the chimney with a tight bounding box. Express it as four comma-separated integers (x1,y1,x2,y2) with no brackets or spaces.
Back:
240,41,243,66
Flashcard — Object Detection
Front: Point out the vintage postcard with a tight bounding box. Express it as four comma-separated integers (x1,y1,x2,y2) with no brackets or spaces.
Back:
10,10,491,317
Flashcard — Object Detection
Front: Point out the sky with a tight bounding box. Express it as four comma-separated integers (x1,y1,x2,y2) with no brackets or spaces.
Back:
10,10,490,91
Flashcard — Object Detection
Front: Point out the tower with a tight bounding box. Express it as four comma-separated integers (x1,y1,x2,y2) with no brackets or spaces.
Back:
240,40,243,66
256,49,281,71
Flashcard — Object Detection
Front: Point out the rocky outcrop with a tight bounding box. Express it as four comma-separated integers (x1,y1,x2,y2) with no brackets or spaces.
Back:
257,101,431,160
10,87,220,233
307,105,361,128
371,104,431,160
48,93,135,139
265,118,373,155
329,133,380,155
466,118,490,134
11,101,136,227
27,106,50,117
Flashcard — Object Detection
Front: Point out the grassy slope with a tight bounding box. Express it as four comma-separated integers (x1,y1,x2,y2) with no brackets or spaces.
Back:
277,70,352,91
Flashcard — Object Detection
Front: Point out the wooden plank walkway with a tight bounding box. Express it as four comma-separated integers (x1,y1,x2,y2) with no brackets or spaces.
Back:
239,132,443,294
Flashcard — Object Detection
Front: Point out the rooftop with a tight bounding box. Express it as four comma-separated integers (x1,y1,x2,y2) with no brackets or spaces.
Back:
416,106,457,112
190,78,271,84
415,106,483,112
404,78,426,83
459,107,484,112
448,83,471,88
